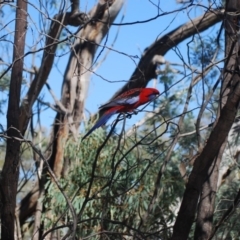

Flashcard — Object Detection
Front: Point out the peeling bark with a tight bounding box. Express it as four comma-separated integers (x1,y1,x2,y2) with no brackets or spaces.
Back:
19,6,88,134
50,0,124,178
17,0,89,228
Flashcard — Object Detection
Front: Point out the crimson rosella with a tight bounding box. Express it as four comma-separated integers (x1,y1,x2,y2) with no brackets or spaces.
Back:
82,88,159,140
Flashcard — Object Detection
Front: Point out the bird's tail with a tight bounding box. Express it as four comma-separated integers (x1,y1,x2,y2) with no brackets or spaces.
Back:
82,110,116,141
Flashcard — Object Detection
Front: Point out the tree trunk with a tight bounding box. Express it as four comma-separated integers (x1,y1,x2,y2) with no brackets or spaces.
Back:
194,1,240,239
0,0,27,239
49,0,124,178
171,1,240,239
194,142,225,239
17,0,89,227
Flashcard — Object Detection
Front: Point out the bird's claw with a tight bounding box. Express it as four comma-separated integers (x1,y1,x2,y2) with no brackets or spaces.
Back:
133,110,138,115
126,114,132,119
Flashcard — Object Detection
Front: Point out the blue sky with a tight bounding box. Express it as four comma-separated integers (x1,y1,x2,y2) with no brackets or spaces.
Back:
0,0,222,132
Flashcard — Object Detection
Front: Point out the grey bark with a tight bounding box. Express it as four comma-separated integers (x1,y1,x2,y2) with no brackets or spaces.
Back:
19,4,88,134
49,0,124,178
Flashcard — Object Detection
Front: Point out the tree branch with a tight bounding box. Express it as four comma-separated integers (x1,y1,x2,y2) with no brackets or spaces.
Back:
102,8,224,116
19,8,88,134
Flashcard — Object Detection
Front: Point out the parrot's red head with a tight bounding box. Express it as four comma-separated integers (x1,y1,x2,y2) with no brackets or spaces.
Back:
138,88,160,105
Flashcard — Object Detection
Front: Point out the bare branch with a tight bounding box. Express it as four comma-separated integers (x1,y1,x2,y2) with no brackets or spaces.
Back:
19,8,89,134
71,0,80,14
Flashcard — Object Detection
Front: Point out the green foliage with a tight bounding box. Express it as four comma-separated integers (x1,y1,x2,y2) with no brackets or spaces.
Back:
0,72,10,91
0,71,10,114
213,170,240,239
40,28,230,239
190,36,220,68
42,123,185,238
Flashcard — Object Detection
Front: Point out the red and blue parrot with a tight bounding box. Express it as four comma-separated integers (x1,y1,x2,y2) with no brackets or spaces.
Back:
82,88,159,140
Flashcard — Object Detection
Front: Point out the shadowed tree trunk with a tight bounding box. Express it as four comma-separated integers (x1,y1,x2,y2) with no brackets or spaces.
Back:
194,1,240,239
194,142,226,239
171,78,240,240
171,1,240,238
3,0,238,238
0,0,27,239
